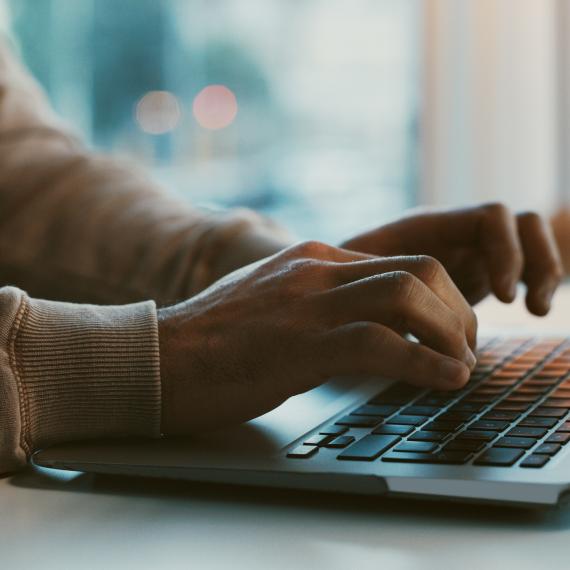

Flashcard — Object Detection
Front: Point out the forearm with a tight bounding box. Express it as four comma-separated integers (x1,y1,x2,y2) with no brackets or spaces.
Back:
0,39,292,306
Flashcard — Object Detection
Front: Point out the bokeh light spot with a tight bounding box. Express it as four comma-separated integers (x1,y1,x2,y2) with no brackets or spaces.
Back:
136,91,182,135
192,85,238,130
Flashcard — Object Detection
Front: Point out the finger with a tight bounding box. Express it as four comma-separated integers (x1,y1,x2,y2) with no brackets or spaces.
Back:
321,322,470,391
517,212,563,315
478,204,524,302
330,255,478,349
324,271,476,368
427,204,524,302
450,255,491,306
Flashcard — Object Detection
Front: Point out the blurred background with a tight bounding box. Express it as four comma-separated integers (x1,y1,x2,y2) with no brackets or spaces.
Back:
3,0,570,247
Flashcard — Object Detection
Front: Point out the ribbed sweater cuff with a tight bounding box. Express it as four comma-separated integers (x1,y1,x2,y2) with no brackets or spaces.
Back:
13,296,161,455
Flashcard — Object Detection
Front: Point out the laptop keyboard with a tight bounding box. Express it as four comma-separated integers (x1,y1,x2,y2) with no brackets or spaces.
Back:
287,337,570,468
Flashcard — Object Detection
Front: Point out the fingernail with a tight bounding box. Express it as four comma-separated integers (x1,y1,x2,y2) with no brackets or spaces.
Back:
542,288,554,311
440,358,468,387
503,277,517,301
464,347,477,370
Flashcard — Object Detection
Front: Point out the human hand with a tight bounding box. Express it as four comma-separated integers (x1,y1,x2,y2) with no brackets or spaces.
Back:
158,241,477,434
341,203,563,315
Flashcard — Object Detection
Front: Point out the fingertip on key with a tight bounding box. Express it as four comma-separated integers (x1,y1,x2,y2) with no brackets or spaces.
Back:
495,274,517,303
465,347,477,370
439,358,470,390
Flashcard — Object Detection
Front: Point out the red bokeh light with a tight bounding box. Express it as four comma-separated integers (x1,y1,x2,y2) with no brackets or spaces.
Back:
192,85,238,130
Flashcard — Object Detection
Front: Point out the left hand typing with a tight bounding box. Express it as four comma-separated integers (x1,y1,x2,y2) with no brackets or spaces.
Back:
341,202,563,316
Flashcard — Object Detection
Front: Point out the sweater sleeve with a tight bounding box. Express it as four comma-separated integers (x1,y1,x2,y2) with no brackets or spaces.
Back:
0,286,161,475
0,38,291,307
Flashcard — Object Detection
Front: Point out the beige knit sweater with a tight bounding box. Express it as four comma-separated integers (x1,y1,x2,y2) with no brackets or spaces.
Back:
0,40,288,475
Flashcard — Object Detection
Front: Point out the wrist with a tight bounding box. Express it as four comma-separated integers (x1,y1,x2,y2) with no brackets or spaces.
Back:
208,211,294,284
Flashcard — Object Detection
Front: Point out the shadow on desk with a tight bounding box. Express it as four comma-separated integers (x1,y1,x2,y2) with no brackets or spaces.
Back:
9,465,570,531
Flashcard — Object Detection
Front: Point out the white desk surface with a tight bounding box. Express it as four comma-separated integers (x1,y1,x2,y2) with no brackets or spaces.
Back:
3,287,570,570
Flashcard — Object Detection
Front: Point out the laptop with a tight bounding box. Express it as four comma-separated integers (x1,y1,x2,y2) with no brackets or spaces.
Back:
33,334,570,508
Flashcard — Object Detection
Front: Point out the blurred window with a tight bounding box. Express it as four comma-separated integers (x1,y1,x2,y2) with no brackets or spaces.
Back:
7,0,419,241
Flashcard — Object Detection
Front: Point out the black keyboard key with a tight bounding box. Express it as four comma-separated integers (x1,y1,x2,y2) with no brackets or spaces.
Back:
386,415,427,426
382,451,433,463
472,386,509,395
450,402,486,413
409,431,448,442
438,411,475,421
394,441,438,453
483,378,519,388
474,448,524,466
335,415,382,428
505,395,536,403
303,434,332,446
515,386,550,394
530,407,567,418
351,404,398,417
287,445,318,458
546,432,570,444
372,424,414,436
535,443,562,455
325,435,355,449
337,435,400,461
382,450,471,464
464,394,496,403
520,454,550,468
319,425,348,436
543,398,570,408
494,436,535,449
415,396,455,406
518,417,558,428
482,411,520,421
432,450,473,464
444,440,485,452
494,402,530,411
424,421,463,432
552,390,570,399
403,406,439,416
534,373,566,380
456,430,498,442
370,388,419,405
430,390,459,398
507,427,547,438
524,378,558,385
469,420,510,431
474,365,495,374
492,371,525,380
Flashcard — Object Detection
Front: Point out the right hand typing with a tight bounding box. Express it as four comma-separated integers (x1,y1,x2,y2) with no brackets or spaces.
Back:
157,241,478,435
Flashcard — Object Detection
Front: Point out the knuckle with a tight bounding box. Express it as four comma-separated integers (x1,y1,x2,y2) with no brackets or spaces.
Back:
449,326,467,349
286,257,321,278
412,255,443,282
384,271,418,304
285,258,337,290
350,322,383,347
518,210,542,225
447,310,464,332
483,201,509,219
291,240,331,259
402,342,429,373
